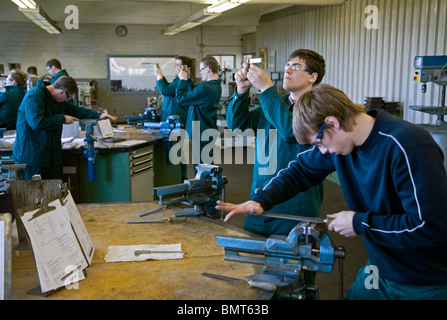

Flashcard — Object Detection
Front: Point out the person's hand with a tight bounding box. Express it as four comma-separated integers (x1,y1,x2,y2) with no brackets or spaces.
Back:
216,200,264,222
100,113,118,121
327,211,357,237
246,64,273,92
153,64,163,80
234,63,252,94
178,66,189,80
64,115,79,124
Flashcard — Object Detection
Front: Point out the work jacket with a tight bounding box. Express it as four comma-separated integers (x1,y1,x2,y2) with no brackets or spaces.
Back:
176,79,222,137
50,69,69,84
13,79,100,169
0,85,26,130
156,76,193,124
226,86,323,236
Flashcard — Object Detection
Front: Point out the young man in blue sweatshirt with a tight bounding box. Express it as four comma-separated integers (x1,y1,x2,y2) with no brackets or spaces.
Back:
218,84,447,299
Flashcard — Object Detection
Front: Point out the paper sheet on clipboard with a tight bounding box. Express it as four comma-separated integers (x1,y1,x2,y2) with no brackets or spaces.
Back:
20,192,94,294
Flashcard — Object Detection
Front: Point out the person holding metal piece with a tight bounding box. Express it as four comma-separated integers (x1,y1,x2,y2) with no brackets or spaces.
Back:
0,69,27,130
218,84,447,300
176,56,222,165
13,76,118,180
176,56,222,218
154,56,194,181
226,49,326,237
154,56,194,124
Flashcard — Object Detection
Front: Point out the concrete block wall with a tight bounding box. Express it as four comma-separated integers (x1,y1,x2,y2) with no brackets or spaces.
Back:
0,22,248,121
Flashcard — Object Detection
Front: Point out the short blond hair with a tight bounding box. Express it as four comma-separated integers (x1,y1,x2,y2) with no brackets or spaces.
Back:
293,84,365,144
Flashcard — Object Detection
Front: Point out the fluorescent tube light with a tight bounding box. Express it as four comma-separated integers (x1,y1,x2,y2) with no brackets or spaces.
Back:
11,0,36,9
162,9,220,36
206,0,249,14
18,5,61,34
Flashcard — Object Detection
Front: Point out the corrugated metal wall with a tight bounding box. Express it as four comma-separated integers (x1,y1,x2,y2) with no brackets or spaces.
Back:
256,0,447,124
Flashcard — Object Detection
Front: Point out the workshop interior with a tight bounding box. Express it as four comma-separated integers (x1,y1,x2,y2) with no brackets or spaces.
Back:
0,0,446,302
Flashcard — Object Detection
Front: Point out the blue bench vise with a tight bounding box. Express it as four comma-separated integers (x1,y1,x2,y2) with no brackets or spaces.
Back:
153,164,227,218
217,218,346,299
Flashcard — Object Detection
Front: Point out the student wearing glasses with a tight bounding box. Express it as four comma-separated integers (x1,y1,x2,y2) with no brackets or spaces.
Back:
13,76,118,180
46,58,69,84
218,84,447,299
226,49,326,237
154,56,194,181
175,56,222,218
176,56,222,166
0,69,27,130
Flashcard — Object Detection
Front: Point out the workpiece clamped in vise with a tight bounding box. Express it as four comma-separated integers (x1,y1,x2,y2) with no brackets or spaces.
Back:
153,164,227,219
217,218,346,300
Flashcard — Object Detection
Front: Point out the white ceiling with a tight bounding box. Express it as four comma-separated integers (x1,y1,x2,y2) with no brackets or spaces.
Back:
1,0,345,29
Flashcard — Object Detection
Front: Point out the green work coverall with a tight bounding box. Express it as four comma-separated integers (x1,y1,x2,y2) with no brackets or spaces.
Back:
226,86,324,237
156,76,193,124
13,79,102,179
176,79,222,161
50,69,69,84
0,85,26,130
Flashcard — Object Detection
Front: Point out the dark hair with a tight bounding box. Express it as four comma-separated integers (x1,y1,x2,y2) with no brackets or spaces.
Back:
27,66,37,75
46,59,62,69
177,56,193,69
289,49,326,85
53,76,78,96
201,56,219,73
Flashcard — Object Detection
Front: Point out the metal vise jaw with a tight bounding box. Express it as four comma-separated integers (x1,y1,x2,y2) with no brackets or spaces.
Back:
154,164,227,217
217,220,345,299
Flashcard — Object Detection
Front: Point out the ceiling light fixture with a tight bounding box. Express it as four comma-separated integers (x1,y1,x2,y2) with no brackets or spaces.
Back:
11,0,37,9
16,4,62,34
162,8,220,36
206,0,249,14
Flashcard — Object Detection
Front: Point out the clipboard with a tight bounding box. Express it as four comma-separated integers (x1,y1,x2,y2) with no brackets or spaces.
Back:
0,213,12,300
19,183,94,295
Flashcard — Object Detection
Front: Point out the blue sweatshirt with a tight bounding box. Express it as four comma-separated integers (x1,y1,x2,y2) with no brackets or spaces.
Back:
252,110,447,285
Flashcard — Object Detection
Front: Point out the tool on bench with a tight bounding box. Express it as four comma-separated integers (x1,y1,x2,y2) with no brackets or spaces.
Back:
144,115,182,136
127,216,187,224
134,249,186,256
217,217,346,300
201,273,277,292
137,205,171,217
260,212,333,225
153,164,227,219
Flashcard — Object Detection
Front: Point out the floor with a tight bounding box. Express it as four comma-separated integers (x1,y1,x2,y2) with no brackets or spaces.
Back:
187,147,369,300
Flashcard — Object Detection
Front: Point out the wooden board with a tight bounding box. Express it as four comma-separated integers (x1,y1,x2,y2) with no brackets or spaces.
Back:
10,179,63,248
11,202,264,300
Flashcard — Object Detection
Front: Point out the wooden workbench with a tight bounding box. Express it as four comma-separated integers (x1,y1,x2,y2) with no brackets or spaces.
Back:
11,201,264,300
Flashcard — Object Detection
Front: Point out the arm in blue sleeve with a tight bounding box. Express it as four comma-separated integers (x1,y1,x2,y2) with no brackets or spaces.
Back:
251,146,330,210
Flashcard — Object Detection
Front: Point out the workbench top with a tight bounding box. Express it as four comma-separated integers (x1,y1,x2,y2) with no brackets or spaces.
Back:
11,201,263,300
